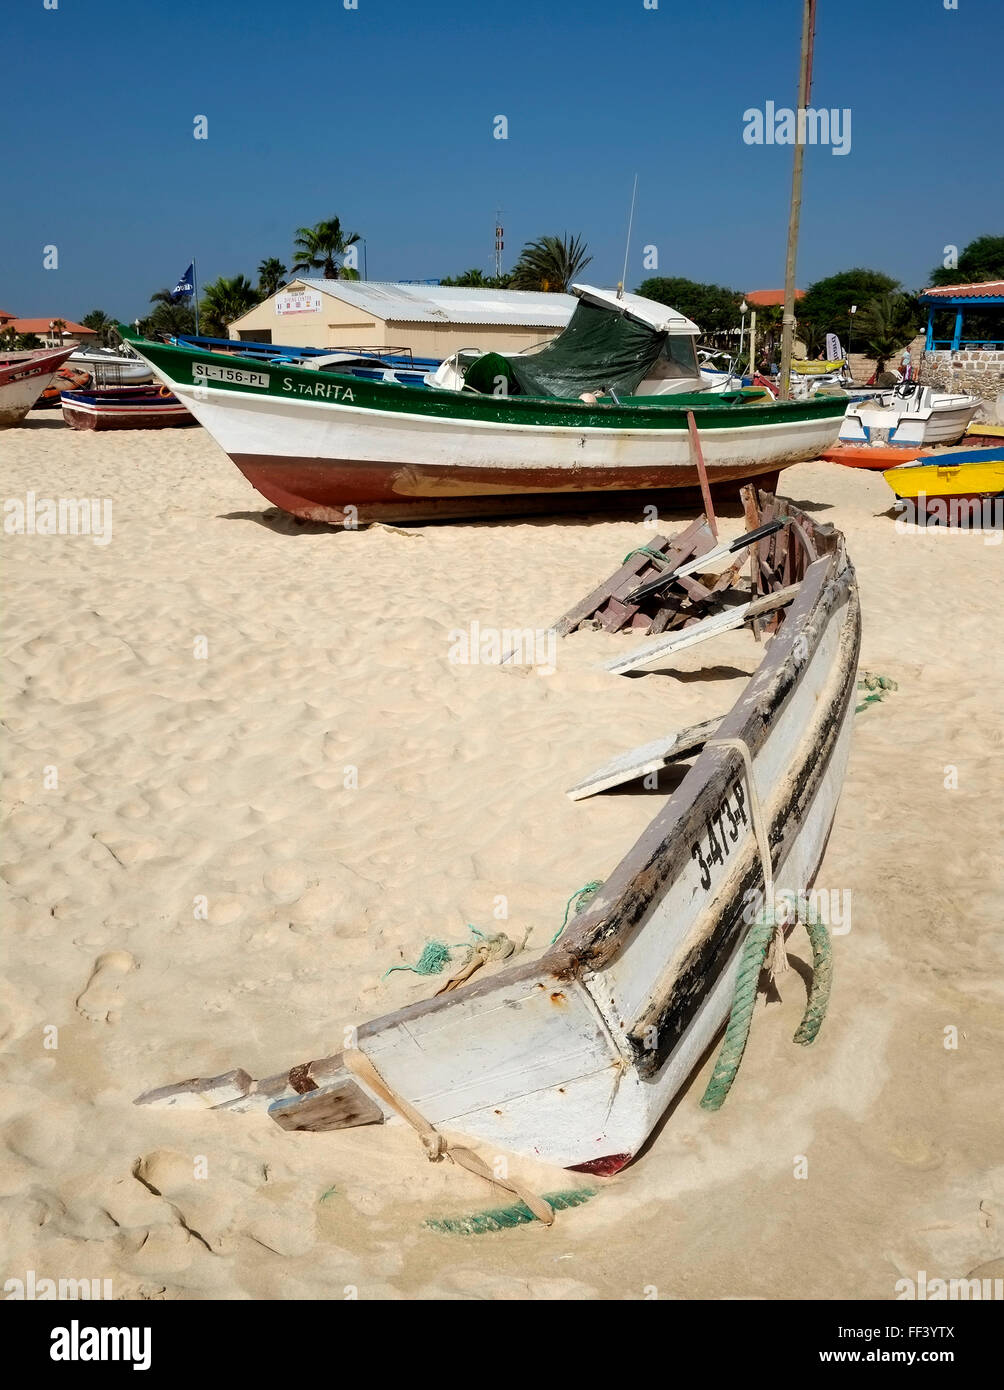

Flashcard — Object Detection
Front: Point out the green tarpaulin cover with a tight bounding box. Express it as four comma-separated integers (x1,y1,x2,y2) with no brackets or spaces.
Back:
463,300,667,399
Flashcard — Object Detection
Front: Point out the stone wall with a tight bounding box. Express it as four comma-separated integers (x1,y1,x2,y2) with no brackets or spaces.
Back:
922,349,1004,419
847,334,926,387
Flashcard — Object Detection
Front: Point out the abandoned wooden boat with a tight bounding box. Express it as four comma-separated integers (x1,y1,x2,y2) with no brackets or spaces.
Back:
136,493,860,1173
60,384,195,430
0,344,76,426
839,383,979,447
119,294,847,523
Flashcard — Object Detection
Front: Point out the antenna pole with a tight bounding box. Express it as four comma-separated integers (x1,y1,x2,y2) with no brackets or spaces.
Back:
618,174,638,299
779,0,816,401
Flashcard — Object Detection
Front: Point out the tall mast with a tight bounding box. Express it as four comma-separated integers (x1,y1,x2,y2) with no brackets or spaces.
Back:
618,174,638,300
779,0,816,401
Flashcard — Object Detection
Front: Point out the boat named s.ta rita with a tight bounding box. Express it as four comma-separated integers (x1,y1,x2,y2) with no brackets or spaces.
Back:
119,288,847,524
135,493,860,1173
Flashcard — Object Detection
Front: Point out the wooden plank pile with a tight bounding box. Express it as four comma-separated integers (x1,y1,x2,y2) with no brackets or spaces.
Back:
550,486,816,644
551,515,741,641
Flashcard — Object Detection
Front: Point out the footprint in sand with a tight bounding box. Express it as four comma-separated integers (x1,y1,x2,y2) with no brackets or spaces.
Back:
75,950,137,1023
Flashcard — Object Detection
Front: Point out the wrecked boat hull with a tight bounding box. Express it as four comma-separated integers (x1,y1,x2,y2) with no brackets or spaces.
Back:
137,498,860,1170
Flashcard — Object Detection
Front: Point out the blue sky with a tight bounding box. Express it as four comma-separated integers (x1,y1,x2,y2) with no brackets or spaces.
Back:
3,0,1002,322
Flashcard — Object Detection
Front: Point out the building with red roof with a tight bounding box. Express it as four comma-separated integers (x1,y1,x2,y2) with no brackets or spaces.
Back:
0,315,95,343
744,289,805,308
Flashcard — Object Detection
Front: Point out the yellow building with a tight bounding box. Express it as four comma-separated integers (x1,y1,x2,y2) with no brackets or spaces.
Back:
227,279,574,358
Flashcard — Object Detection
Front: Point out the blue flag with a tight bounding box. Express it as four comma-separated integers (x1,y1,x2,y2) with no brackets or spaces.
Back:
169,264,195,302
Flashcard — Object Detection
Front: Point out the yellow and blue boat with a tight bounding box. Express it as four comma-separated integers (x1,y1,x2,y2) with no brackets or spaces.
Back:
883,447,1004,509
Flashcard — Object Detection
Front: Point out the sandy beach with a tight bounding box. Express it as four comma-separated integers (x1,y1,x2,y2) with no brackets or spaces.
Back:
2,414,1001,1301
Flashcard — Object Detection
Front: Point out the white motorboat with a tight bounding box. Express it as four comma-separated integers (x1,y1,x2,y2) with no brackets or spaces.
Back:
839,382,980,447
68,345,153,385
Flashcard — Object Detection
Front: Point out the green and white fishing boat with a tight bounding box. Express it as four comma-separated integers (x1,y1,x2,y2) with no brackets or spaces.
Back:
121,287,847,524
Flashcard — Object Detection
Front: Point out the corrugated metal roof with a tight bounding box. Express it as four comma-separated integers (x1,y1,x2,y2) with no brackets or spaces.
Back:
296,279,576,327
920,280,1004,301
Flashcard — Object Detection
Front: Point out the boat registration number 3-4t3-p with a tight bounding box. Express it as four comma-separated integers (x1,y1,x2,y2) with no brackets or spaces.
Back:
691,777,749,889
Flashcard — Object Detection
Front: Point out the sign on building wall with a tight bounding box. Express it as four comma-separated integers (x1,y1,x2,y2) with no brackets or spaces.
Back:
275,289,323,316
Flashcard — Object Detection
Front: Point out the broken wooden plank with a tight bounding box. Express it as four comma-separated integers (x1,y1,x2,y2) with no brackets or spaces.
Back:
740,486,764,641
625,519,787,606
528,515,718,654
601,585,800,676
565,717,721,800
687,411,718,539
550,532,675,637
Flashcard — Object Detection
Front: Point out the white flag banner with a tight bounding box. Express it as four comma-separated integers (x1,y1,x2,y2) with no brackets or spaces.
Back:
826,332,842,362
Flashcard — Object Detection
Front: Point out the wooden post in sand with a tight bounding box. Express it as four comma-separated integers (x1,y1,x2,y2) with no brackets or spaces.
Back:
686,410,718,540
779,0,817,401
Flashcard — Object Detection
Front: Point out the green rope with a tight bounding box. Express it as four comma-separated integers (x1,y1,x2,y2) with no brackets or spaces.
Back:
425,1187,597,1235
382,940,454,979
701,910,835,1111
855,671,898,714
383,925,505,979
793,916,833,1045
700,913,775,1111
551,880,604,944
622,543,671,567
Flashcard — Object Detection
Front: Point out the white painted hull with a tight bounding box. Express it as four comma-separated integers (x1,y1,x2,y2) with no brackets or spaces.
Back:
0,370,62,426
158,381,845,523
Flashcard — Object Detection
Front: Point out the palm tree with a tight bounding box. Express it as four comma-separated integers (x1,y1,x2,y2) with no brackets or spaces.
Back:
257,257,287,298
81,310,119,346
199,275,260,338
441,268,490,287
145,289,196,338
855,292,920,375
291,218,360,279
510,234,591,292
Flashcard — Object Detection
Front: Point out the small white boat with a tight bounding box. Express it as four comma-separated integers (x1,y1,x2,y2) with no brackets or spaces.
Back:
67,345,153,385
839,383,979,447
0,345,76,426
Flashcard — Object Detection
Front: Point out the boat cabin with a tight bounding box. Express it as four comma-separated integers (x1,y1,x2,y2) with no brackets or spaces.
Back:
432,284,703,398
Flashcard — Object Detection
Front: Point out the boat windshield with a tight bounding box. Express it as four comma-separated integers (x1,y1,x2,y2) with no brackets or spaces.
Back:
648,335,700,379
